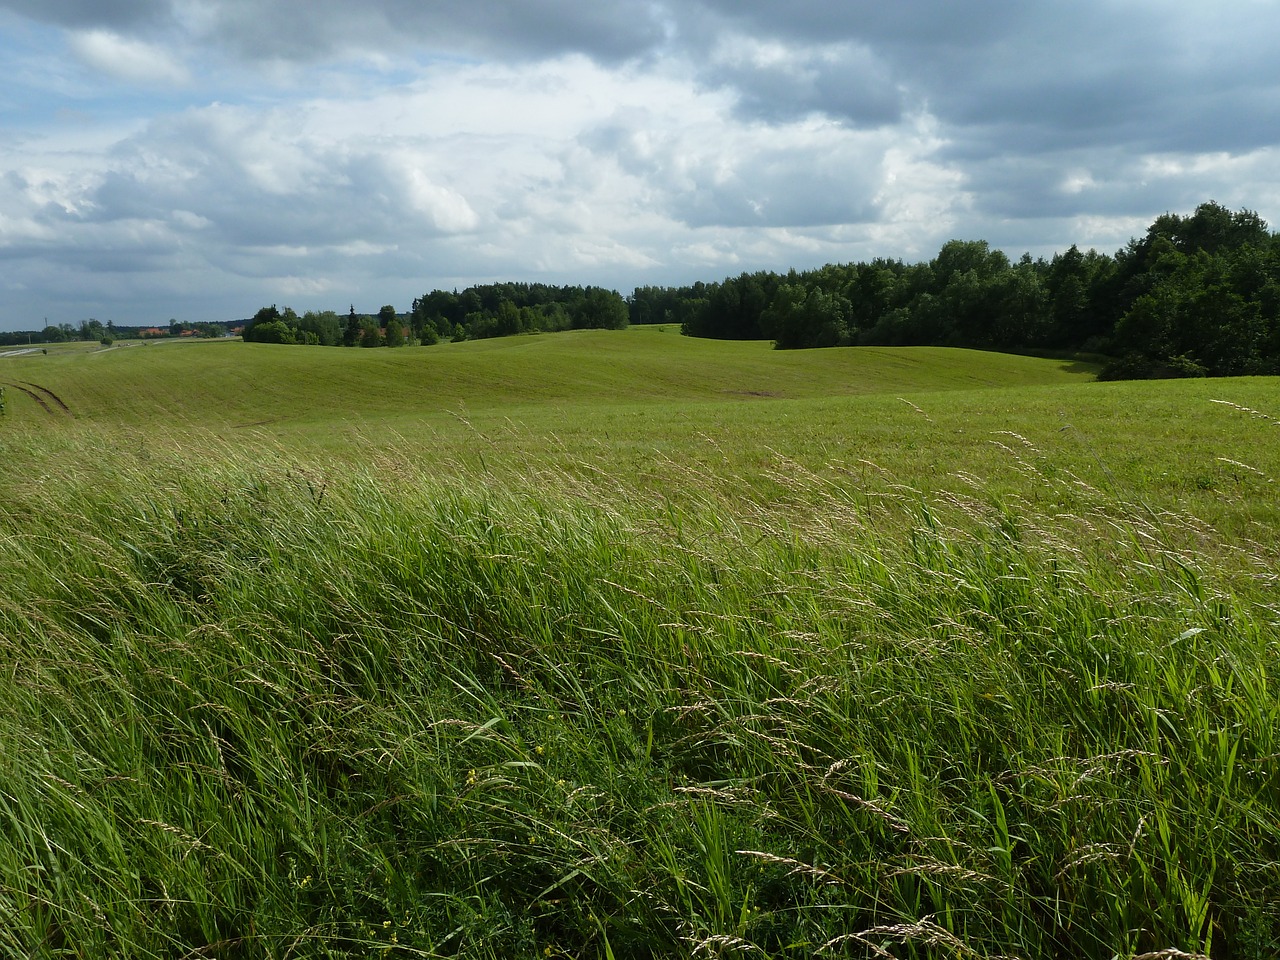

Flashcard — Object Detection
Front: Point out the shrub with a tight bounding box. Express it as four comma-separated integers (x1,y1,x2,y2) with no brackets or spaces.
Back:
1098,352,1208,381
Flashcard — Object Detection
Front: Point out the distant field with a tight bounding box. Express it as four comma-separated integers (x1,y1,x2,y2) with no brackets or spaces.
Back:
2,330,1278,958
0,325,1097,423
2,327,1278,531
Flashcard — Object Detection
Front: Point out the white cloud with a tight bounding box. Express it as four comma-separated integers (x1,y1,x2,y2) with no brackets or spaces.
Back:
171,208,210,229
386,156,479,233
277,275,333,296
69,28,189,85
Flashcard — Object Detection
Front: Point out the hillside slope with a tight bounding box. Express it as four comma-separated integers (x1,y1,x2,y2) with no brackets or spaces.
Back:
0,327,1097,429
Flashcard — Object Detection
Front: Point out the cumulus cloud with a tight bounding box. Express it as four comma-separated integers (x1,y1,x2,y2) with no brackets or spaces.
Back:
69,29,189,85
3,0,1280,326
701,34,903,128
83,102,484,251
583,115,892,228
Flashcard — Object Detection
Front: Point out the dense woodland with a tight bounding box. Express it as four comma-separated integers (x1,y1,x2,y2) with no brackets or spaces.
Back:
639,201,1280,379
8,202,1279,379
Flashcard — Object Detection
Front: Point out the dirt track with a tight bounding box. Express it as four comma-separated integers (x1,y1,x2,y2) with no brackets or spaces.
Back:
18,381,73,414
0,380,74,417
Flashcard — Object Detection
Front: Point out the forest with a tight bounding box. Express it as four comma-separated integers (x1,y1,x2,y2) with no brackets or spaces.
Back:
307,201,1280,380
640,201,1280,379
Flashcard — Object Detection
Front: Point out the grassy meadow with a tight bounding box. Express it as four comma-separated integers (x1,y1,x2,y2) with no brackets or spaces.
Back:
1,328,1278,958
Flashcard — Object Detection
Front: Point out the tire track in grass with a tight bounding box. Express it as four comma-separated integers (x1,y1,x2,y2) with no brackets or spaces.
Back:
0,381,55,416
17,381,73,416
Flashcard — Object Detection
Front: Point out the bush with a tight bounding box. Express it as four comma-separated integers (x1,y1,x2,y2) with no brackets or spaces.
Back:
1098,352,1209,381
244,320,297,345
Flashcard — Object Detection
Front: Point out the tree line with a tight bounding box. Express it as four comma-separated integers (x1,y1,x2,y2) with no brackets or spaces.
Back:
239,205,1280,378
0,318,229,348
640,202,1280,378
240,284,629,348
15,202,1277,379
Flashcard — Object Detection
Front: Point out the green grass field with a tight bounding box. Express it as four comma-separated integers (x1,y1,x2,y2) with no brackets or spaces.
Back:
2,330,1278,958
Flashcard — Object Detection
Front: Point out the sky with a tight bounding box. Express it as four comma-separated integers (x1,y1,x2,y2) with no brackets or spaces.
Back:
3,1,1280,330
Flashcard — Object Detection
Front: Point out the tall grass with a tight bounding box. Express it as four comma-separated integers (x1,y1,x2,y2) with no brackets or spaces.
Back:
0,434,1277,958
